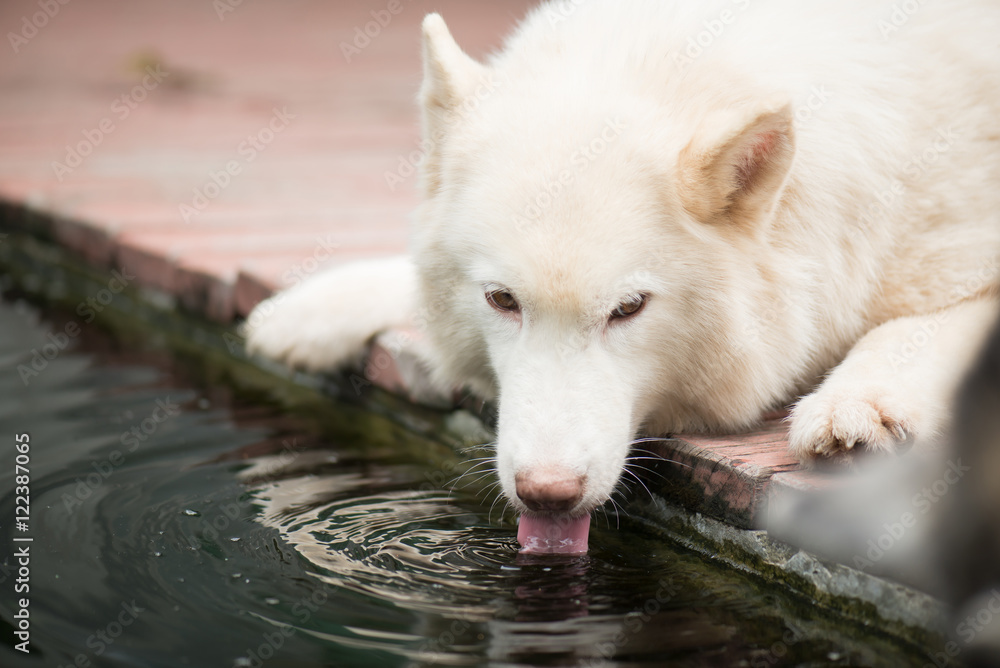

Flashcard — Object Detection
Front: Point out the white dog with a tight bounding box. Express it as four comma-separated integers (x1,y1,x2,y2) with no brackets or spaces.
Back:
246,0,1000,552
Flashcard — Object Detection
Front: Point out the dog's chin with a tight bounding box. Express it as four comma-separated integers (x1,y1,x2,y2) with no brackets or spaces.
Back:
516,512,591,555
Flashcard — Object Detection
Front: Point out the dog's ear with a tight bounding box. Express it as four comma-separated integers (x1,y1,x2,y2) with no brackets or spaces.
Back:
419,13,487,196
678,103,795,228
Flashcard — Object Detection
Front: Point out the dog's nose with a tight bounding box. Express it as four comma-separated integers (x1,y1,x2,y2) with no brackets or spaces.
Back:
515,467,585,512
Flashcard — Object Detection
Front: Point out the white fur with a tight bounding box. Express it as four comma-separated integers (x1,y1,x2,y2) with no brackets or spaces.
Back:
243,256,417,372
247,0,1000,517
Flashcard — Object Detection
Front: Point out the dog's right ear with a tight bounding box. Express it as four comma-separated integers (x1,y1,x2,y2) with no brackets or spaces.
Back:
678,102,795,230
419,13,487,196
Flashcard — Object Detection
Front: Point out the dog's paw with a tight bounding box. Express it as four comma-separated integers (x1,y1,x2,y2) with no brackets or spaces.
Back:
242,257,417,373
243,296,360,373
243,286,369,372
787,387,914,465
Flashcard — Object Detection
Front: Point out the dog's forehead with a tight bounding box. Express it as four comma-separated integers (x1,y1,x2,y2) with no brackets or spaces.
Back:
457,124,651,228
441,94,681,312
464,206,666,316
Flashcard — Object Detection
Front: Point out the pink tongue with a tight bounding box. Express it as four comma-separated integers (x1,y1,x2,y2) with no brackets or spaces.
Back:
517,514,591,554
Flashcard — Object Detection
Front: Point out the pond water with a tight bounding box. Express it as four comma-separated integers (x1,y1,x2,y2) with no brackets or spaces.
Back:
0,295,931,667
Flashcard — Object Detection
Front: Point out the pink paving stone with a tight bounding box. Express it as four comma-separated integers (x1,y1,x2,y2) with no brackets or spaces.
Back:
115,234,176,294
365,335,415,399
173,253,241,323
732,450,802,475
767,468,843,494
233,266,285,319
630,420,805,526
233,272,287,324
694,465,759,512
673,431,790,449
51,216,118,267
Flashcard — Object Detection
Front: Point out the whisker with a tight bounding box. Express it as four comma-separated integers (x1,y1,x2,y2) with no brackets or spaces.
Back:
458,457,497,470
627,444,693,467
446,457,497,494
621,466,655,500
606,497,622,529
608,482,628,513
494,498,516,527
456,470,498,489
627,449,675,458
488,493,505,524
623,462,667,480
459,442,497,455
479,481,503,504
626,454,693,470
616,475,634,495
598,504,613,530
453,461,497,480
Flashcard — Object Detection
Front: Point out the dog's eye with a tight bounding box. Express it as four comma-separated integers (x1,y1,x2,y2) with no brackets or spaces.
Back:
486,289,520,313
610,294,647,320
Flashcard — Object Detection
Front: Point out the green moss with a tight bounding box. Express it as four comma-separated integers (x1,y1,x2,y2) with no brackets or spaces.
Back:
626,498,953,661
0,232,469,464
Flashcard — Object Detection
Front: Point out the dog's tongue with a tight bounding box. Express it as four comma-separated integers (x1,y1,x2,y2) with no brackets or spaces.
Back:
517,514,590,554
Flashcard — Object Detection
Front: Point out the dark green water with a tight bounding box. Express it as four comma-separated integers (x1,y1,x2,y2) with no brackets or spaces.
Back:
0,295,931,667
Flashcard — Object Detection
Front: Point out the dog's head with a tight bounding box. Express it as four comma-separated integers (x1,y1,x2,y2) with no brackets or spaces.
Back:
411,13,802,548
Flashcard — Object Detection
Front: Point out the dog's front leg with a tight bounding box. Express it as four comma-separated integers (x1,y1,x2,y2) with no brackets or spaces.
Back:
243,255,419,373
788,296,998,465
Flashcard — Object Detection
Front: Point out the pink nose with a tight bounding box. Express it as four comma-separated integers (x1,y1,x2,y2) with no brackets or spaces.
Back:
515,466,585,512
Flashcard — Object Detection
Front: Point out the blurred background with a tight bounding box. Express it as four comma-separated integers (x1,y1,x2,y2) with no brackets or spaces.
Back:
0,0,532,321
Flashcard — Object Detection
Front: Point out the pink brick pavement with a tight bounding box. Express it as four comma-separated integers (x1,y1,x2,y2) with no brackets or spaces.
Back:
0,0,832,527
0,0,535,317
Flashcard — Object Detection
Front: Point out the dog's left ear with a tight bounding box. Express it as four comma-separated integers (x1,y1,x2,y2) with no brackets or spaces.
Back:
678,103,795,228
419,14,488,196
